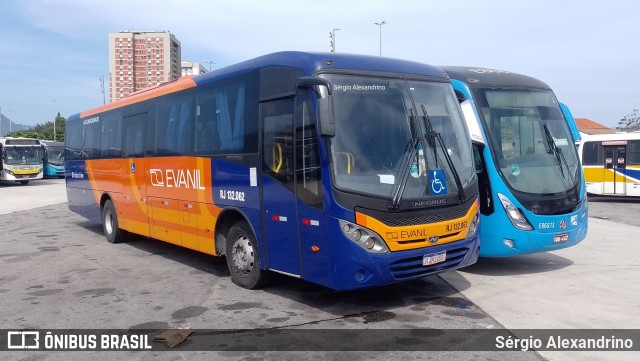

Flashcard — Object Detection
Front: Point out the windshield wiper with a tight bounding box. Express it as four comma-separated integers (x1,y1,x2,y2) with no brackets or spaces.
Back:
389,138,419,211
543,124,575,184
421,105,465,202
421,105,438,167
389,108,421,211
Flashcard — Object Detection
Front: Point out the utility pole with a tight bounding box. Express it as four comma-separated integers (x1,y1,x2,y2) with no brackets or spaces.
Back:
53,99,57,141
330,28,340,52
8,109,13,133
374,21,386,56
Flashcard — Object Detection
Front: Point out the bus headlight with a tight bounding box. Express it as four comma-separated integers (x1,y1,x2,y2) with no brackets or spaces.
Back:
339,220,390,254
466,213,479,238
497,193,533,231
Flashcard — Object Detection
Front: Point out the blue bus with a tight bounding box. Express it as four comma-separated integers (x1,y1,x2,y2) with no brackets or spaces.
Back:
42,140,65,178
65,52,480,290
441,67,587,257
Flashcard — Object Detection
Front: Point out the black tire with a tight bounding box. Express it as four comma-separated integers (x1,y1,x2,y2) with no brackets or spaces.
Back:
19,180,29,185
225,221,269,289
102,199,126,244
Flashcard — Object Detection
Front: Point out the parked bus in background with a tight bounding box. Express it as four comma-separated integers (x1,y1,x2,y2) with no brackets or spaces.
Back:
441,66,587,257
578,132,640,196
42,140,65,178
65,52,481,290
0,137,43,185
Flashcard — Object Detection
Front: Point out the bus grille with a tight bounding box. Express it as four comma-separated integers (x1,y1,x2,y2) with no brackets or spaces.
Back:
388,247,468,280
381,208,469,227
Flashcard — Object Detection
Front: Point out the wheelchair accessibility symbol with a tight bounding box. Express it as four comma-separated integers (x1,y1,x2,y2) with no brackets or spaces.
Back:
429,169,447,195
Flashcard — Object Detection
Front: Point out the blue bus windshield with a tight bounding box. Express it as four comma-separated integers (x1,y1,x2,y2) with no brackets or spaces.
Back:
45,146,65,166
322,74,474,201
473,88,580,194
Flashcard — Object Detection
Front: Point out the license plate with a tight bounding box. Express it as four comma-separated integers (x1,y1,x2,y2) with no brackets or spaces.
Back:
423,251,446,266
554,233,569,244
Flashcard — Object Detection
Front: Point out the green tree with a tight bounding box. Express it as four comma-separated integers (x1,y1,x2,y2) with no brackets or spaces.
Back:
5,129,45,139
32,113,66,141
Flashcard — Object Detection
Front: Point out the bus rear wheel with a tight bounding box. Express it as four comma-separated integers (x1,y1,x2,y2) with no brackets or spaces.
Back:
102,199,126,243
225,221,269,289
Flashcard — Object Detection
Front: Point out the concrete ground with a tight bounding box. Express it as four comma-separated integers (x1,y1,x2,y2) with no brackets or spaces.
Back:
442,212,640,360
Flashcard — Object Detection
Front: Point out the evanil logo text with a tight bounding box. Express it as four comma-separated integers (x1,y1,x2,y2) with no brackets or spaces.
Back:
149,169,206,190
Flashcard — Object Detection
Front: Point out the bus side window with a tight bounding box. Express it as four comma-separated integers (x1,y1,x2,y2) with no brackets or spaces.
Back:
262,98,295,189
581,141,602,166
195,89,221,153
629,141,640,165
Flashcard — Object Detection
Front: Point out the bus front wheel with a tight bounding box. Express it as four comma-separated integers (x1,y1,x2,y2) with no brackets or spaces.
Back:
225,221,269,289
102,199,126,244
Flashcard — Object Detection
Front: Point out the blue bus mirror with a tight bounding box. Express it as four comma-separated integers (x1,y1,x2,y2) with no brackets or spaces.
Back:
296,77,332,96
317,97,335,137
296,77,335,137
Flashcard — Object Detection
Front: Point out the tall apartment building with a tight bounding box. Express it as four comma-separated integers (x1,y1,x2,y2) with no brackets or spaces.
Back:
108,30,181,102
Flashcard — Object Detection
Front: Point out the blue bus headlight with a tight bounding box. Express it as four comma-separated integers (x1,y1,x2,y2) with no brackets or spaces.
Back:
498,193,533,231
339,220,390,254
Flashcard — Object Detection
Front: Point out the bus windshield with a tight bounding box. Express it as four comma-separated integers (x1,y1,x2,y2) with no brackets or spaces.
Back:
46,146,65,166
4,146,43,166
474,88,580,194
323,74,474,202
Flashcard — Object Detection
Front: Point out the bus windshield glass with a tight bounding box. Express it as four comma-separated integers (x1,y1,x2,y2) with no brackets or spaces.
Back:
4,146,43,166
323,74,474,201
46,146,65,166
474,88,580,194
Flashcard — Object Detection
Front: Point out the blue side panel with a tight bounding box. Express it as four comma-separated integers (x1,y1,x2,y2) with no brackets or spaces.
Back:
261,176,302,275
560,103,581,142
297,200,329,286
65,160,101,223
211,159,260,210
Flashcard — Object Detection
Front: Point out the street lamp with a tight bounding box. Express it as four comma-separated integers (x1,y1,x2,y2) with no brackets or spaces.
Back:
53,99,57,141
330,28,340,52
205,61,215,72
8,109,13,133
374,21,386,56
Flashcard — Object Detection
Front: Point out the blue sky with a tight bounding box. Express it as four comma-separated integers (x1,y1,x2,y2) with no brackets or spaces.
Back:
0,0,638,128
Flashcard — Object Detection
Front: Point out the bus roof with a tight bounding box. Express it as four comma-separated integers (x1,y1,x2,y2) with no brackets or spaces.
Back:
0,137,41,146
440,66,552,90
70,52,448,121
581,131,640,142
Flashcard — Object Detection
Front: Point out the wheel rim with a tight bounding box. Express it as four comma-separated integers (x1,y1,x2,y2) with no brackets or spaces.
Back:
104,209,113,235
231,235,254,273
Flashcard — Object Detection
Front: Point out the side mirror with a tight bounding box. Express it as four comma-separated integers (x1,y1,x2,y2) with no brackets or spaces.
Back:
317,97,335,137
472,143,484,174
296,77,332,96
297,76,335,137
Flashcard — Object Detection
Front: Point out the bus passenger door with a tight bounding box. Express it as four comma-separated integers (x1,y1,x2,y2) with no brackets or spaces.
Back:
260,98,302,276
122,113,150,237
604,146,626,195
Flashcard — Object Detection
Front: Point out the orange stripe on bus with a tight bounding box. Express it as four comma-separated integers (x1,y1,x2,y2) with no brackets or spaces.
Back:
80,77,197,118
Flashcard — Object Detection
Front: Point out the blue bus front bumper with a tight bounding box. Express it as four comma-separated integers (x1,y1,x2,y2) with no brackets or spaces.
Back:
327,232,480,290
